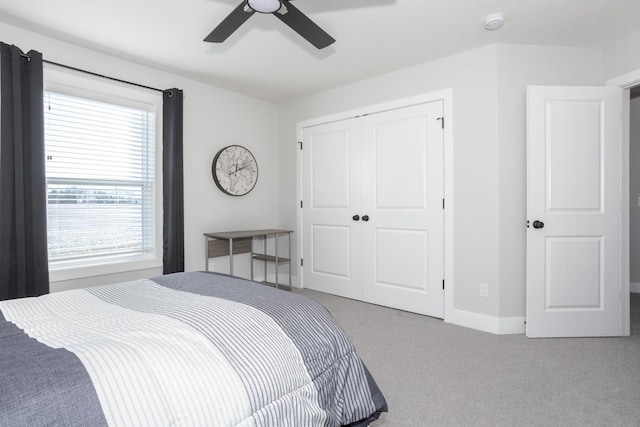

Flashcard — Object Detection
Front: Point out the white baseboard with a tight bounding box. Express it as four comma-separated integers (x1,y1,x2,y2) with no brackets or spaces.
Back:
446,308,525,335
631,282,640,293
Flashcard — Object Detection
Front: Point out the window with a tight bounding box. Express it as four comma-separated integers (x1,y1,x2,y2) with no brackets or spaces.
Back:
44,69,162,280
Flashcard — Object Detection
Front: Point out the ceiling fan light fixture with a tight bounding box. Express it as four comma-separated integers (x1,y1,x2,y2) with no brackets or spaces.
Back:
247,0,282,14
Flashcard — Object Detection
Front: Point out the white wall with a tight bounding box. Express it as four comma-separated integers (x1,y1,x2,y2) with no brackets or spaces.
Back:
603,29,640,82
0,21,281,291
279,43,605,330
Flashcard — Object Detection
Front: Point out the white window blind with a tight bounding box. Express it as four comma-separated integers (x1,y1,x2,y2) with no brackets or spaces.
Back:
44,90,156,264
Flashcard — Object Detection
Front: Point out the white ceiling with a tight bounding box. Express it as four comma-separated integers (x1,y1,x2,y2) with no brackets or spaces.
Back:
0,0,639,102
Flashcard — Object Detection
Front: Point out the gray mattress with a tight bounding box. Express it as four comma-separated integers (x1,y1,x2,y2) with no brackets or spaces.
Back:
0,271,387,426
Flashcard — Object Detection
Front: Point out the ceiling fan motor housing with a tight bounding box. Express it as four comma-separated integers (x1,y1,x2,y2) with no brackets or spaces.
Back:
247,0,281,14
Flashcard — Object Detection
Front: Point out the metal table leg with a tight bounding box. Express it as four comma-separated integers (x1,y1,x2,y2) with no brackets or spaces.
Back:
205,236,209,271
275,233,279,289
263,235,267,283
229,238,234,276
288,232,292,289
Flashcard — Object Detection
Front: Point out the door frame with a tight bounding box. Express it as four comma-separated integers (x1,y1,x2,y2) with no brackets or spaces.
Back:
606,69,640,336
295,89,454,322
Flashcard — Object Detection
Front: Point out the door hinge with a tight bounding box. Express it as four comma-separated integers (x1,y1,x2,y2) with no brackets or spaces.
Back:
437,117,445,129
442,198,445,209
442,279,445,290
297,141,303,150
301,258,304,266
300,200,303,208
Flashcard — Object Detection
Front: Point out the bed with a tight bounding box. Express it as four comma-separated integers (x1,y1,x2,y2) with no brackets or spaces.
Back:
0,271,387,426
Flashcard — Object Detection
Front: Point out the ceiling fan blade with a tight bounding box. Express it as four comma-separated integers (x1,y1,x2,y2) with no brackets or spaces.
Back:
273,1,335,49
204,2,255,43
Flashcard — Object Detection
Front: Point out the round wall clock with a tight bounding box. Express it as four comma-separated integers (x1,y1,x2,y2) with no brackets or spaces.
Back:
211,145,258,196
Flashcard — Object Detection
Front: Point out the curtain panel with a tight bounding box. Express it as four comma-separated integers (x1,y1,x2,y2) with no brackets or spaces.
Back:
0,43,49,300
162,88,184,274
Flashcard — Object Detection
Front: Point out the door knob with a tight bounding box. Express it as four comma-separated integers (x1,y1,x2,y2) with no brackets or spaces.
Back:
352,215,360,221
362,215,370,222
532,220,544,229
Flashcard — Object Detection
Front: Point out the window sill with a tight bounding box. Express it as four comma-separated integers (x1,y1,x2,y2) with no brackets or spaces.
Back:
49,256,162,283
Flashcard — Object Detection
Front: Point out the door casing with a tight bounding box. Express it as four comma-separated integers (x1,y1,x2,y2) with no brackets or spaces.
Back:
606,69,640,336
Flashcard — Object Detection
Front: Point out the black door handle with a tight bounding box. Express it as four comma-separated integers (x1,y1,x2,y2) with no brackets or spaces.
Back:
532,220,544,229
362,215,370,222
352,215,360,221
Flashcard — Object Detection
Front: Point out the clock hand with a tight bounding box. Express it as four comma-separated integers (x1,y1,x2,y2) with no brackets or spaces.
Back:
235,163,252,172
227,162,252,175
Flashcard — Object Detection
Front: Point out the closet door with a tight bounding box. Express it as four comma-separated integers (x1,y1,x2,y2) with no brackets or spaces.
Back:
301,119,363,300
361,101,445,318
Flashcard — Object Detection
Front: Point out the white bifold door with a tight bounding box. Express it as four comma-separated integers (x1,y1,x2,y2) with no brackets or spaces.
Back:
301,101,444,318
526,86,624,337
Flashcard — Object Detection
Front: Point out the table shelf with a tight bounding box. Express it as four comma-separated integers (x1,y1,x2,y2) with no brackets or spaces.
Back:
251,254,291,264
204,229,292,290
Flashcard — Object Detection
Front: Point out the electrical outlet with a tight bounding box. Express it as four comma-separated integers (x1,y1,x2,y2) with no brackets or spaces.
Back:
479,283,489,298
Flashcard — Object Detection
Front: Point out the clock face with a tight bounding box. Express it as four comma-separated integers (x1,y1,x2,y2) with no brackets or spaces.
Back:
212,145,258,196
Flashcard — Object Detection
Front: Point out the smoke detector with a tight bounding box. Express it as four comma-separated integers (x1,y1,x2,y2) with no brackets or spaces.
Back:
484,13,505,31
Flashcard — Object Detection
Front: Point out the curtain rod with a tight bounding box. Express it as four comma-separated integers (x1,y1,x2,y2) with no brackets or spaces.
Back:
43,59,165,94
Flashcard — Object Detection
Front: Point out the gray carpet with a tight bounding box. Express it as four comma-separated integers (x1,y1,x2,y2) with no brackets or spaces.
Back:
295,290,640,427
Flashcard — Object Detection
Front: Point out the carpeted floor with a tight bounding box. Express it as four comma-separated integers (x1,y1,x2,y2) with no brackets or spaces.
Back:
295,290,640,426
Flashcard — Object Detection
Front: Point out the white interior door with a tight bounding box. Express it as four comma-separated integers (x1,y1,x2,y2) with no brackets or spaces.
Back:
301,119,363,300
526,86,623,337
361,101,444,317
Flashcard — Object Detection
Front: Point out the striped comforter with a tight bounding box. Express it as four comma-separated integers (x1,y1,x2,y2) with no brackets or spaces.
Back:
0,271,387,426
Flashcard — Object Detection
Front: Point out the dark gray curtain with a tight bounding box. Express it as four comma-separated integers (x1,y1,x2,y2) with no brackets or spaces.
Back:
0,43,49,300
162,88,184,274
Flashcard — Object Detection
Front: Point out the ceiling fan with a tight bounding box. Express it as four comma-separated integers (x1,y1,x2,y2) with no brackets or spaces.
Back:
204,0,335,49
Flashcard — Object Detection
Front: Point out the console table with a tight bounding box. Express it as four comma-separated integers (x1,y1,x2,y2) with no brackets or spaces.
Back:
203,229,292,289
